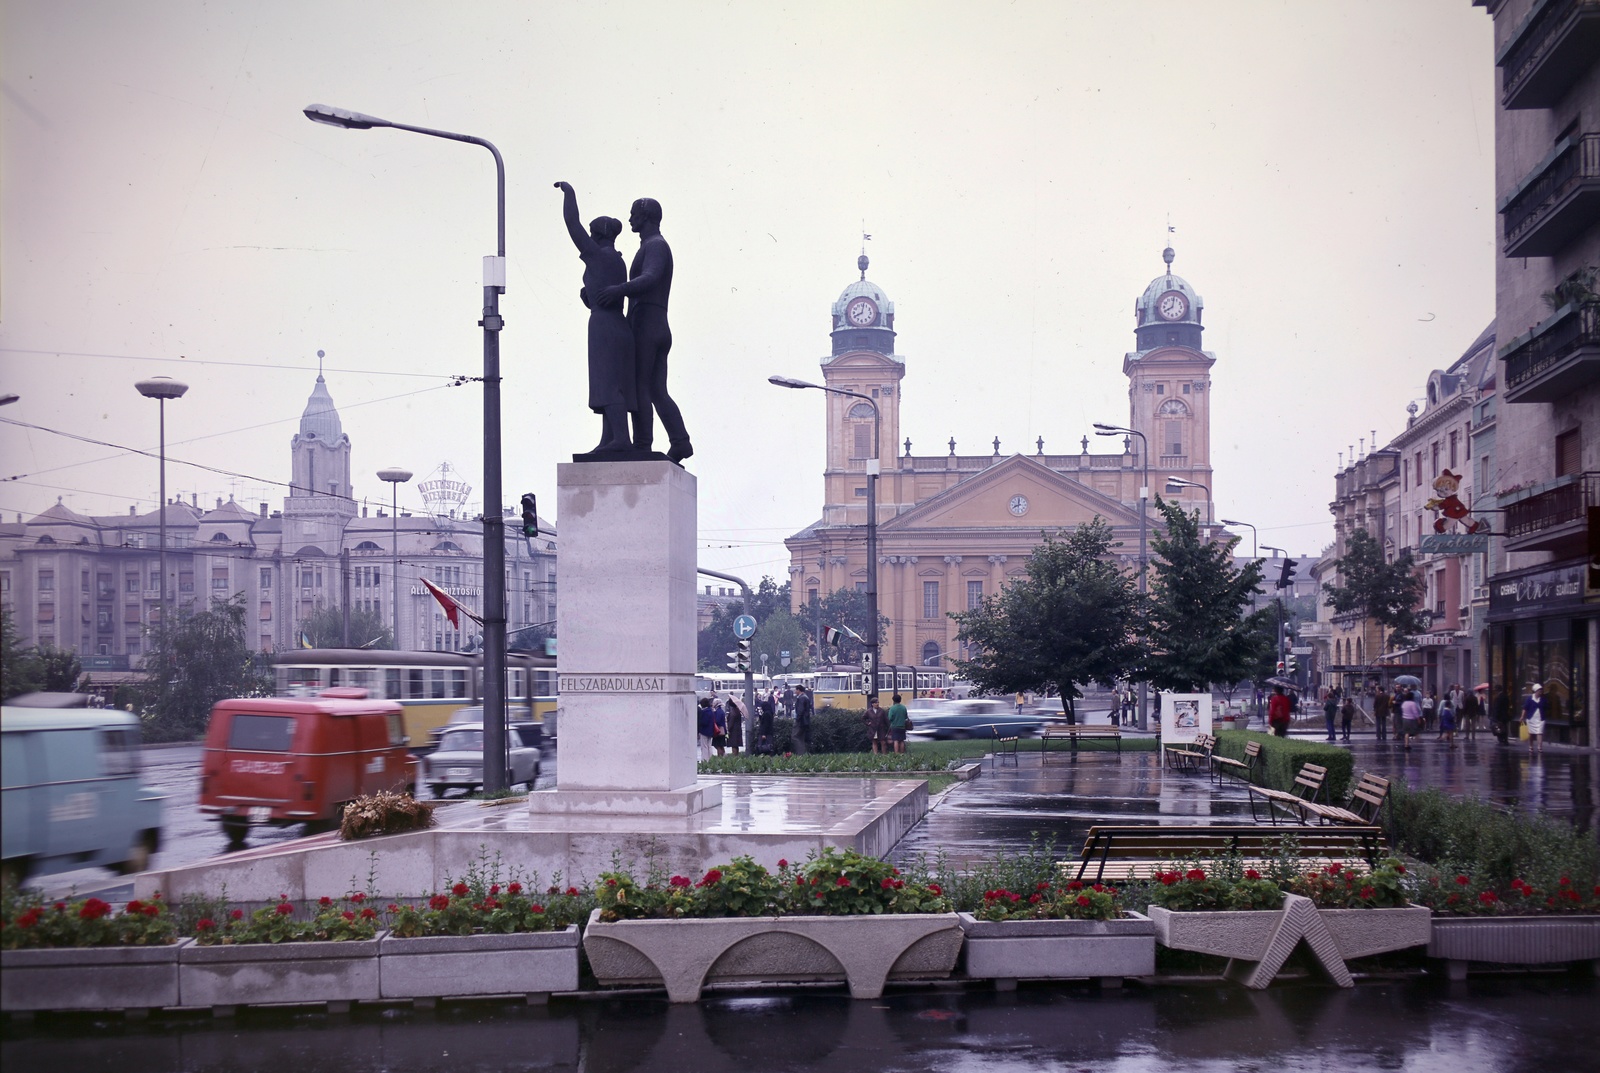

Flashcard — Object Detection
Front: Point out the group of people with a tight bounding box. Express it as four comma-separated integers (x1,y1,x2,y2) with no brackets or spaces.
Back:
861,694,911,754
1312,681,1550,753
696,685,815,761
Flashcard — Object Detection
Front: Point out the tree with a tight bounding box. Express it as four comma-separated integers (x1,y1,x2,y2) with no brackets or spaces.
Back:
695,576,792,671
950,519,1142,722
138,595,274,742
296,605,394,650
2,608,82,698
809,587,890,667
1141,499,1267,693
1321,528,1426,664
752,609,810,676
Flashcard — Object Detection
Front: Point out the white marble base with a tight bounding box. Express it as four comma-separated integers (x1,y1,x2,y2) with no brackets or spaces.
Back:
523,782,723,817
555,460,700,797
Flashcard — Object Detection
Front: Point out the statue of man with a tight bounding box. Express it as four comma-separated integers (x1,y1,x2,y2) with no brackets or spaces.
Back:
598,198,692,463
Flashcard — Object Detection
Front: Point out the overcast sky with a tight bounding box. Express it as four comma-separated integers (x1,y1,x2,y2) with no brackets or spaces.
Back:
1,0,1495,582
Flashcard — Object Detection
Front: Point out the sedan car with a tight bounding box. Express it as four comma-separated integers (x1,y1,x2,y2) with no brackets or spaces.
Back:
423,723,541,797
906,699,1046,740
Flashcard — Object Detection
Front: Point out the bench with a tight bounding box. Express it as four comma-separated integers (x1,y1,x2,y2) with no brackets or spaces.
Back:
1165,732,1213,772
1303,772,1391,827
1041,724,1122,757
988,725,1020,767
1210,739,1261,785
1068,823,1389,883
1247,762,1329,825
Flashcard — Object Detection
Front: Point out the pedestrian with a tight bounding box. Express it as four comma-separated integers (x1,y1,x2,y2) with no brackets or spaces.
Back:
724,692,745,756
1373,687,1391,742
1400,690,1422,750
1492,687,1511,744
1267,685,1292,737
1421,689,1437,733
1340,694,1356,742
887,692,909,755
1448,682,1466,718
1521,683,1547,754
1323,689,1339,741
1461,687,1483,740
793,685,814,754
865,698,889,754
756,689,777,754
711,697,728,757
696,697,716,762
1438,696,1456,744
782,683,795,719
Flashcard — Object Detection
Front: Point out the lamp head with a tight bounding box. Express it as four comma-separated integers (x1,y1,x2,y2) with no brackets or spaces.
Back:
1220,518,1245,526
136,376,189,401
303,103,389,130
377,467,413,485
768,375,818,390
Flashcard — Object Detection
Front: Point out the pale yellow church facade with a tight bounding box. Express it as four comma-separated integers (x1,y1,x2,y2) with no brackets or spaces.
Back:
785,247,1217,667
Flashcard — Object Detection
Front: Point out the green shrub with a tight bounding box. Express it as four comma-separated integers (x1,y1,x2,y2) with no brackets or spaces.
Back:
810,708,873,753
1386,782,1599,891
1213,730,1352,800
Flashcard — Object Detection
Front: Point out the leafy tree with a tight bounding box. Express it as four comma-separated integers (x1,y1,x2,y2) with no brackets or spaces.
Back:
695,576,791,670
809,587,890,667
1321,528,1426,662
950,519,1142,722
138,595,274,742
2,608,82,698
752,609,810,676
296,605,394,650
1141,499,1266,693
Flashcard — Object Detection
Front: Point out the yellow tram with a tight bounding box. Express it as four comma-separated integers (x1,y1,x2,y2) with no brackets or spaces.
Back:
809,665,950,710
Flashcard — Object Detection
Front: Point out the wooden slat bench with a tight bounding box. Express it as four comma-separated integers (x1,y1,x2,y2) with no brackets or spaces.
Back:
1247,762,1329,825
1041,724,1122,756
1303,772,1391,827
1165,732,1213,771
1067,824,1389,883
988,725,1020,767
1210,739,1261,785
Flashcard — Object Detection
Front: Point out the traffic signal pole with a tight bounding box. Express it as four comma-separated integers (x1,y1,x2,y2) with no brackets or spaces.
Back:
699,567,756,725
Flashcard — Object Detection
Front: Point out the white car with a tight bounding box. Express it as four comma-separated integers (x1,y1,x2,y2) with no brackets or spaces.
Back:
423,723,540,797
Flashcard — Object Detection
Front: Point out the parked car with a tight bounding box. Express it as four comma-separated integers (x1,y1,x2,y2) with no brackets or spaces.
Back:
906,699,1046,740
425,705,536,752
2,698,165,884
423,723,541,798
199,687,418,847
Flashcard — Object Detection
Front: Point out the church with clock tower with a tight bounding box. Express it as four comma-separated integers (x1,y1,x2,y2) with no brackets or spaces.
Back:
785,245,1217,668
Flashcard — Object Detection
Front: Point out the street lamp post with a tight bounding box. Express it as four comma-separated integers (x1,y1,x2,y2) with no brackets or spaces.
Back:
1220,518,1258,560
377,468,412,649
306,103,510,792
136,376,188,692
1263,544,1289,695
1095,423,1149,730
771,376,880,699
1163,476,1211,523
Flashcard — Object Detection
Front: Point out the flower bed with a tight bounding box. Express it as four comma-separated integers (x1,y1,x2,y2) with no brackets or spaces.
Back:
1411,870,1600,977
956,879,1154,984
1,893,185,1014
379,927,579,1001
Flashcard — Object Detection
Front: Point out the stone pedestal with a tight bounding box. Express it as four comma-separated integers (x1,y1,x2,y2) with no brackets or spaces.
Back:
527,461,718,817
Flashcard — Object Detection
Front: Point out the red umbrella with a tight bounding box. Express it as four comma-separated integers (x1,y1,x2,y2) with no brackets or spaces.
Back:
1474,682,1490,692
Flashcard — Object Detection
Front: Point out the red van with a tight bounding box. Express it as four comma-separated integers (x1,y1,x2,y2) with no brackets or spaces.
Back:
198,688,418,846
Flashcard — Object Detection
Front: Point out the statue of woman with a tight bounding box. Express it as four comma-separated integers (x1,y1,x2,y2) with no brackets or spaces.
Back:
555,182,634,453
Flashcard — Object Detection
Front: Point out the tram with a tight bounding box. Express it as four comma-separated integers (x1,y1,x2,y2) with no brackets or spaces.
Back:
810,665,950,710
270,649,556,744
693,672,774,700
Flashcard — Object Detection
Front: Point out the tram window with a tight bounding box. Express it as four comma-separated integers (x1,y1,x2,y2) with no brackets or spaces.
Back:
430,669,446,699
451,669,468,699
329,668,342,687
407,668,425,699
537,670,556,696
385,669,402,700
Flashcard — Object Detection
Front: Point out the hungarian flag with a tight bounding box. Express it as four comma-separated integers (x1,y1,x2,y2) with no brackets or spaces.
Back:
422,577,483,628
823,626,843,648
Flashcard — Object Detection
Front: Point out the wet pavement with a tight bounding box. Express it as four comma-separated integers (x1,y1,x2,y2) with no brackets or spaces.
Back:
5,975,1598,1072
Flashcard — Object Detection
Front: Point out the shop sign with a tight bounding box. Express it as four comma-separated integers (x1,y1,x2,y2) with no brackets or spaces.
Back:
1420,533,1490,555
1488,562,1587,618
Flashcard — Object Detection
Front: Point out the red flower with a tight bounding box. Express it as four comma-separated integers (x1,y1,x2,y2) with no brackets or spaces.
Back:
429,894,450,911
891,868,900,876
319,897,333,908
196,918,215,931
452,882,470,896
836,876,852,887
605,879,617,887
1478,891,1499,906
1395,863,1405,874
1036,881,1051,891
125,899,145,914
1076,895,1091,908
778,859,789,869
1245,869,1262,880
1456,875,1471,886
1359,886,1376,899
1326,863,1342,876
142,904,159,917
1559,876,1571,887
1185,868,1206,882
669,875,692,888
1066,880,1083,891
566,886,579,896
230,909,244,921
1158,872,1178,886
881,878,897,890
53,902,66,912
275,902,294,916
797,877,807,887
360,908,376,920
16,908,41,928
699,869,724,887
927,884,942,896
351,892,366,903
78,898,112,920
1029,893,1042,904
507,883,522,895
387,904,401,913
488,885,500,896
342,911,355,922
549,885,561,895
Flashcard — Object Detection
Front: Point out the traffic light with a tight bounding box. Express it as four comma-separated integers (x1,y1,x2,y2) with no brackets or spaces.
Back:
1276,660,1286,676
520,493,539,538
1276,557,1298,590
1287,654,1299,676
727,639,752,674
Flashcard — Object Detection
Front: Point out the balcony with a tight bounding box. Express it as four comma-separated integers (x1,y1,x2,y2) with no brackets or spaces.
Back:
1503,471,1598,554
1497,0,1600,110
1501,133,1600,257
1500,302,1600,402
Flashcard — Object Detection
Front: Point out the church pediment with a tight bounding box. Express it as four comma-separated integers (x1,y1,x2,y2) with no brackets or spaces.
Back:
881,455,1143,532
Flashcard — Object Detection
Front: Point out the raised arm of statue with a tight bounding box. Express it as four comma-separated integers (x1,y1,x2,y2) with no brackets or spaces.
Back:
554,182,597,256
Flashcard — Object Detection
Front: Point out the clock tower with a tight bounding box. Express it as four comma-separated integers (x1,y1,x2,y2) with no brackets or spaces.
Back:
820,253,904,527
1124,245,1215,517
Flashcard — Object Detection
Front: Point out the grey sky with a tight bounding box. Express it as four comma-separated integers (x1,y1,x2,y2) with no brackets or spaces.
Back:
1,1,1494,582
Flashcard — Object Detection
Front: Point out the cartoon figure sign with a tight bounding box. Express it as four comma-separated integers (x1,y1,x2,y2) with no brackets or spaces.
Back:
1425,469,1488,534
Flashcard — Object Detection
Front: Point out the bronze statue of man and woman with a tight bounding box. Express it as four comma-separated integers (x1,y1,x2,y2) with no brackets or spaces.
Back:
555,182,692,464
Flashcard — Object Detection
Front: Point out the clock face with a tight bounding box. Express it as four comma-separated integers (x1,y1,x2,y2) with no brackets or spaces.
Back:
846,297,877,327
1157,291,1188,321
1009,495,1029,517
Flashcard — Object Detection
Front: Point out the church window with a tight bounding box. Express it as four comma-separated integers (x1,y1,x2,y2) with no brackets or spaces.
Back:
923,581,939,619
1165,421,1183,456
967,580,983,609
854,487,867,497
1156,384,1165,395
853,423,872,458
38,570,53,592
855,581,866,593
921,640,941,665
870,388,878,397
1182,383,1191,394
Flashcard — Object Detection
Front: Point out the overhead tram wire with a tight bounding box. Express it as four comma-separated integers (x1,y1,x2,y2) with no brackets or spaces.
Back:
0,347,451,380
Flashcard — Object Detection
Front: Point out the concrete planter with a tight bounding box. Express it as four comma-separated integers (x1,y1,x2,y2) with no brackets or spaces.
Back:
1148,894,1425,988
582,909,963,1001
1,940,190,1013
957,911,1154,987
179,934,383,1011
1427,915,1600,979
378,926,580,1001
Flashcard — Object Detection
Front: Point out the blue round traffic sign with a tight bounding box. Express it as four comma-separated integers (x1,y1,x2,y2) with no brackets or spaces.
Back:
733,614,757,639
